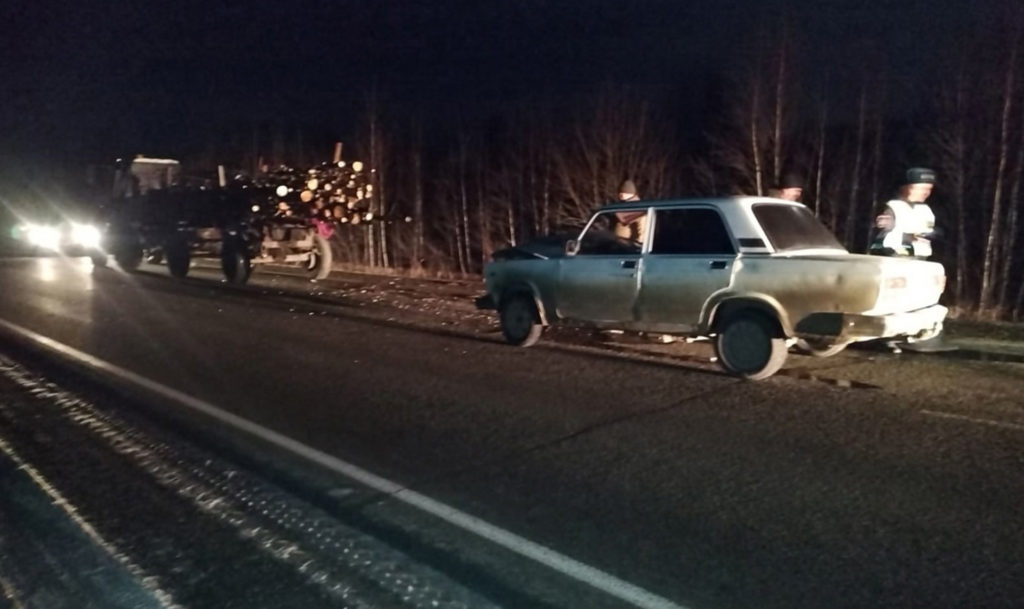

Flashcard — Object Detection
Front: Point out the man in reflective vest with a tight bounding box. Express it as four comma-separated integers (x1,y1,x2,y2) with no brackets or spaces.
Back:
869,167,937,259
869,167,954,352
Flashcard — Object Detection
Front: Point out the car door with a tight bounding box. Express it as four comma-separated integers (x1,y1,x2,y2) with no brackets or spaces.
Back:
636,207,737,330
556,209,647,322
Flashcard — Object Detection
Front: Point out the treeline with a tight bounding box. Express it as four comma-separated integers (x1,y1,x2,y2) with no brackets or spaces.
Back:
188,9,1024,319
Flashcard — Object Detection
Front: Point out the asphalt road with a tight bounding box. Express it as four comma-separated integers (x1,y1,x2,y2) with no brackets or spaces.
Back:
1,256,1023,609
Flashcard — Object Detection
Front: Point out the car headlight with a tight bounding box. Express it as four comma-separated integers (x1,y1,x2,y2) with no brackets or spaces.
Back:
70,223,101,249
26,224,62,250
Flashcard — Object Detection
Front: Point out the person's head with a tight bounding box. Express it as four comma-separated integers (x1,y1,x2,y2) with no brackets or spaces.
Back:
776,172,804,202
618,179,639,201
901,167,936,202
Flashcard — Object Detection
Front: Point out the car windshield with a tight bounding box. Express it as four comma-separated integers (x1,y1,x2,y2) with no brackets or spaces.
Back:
752,203,845,252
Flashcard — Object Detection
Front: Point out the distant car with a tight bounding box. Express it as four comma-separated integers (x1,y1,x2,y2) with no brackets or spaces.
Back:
13,219,107,266
477,197,947,380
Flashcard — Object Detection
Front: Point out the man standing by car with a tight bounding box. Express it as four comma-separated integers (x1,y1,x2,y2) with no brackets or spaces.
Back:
613,179,647,246
869,167,937,259
768,172,804,202
869,167,952,352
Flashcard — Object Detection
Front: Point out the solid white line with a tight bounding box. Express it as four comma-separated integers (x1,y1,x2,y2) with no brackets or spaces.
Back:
919,409,1024,432
0,317,690,609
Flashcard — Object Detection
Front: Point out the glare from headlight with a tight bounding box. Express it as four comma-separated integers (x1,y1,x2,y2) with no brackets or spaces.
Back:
71,223,101,249
27,224,61,250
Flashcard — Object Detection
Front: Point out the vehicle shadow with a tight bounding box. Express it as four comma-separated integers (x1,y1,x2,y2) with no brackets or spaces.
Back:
89,266,507,348
89,266,741,380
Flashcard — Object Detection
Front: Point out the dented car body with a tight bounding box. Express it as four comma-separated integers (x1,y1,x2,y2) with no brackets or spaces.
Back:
478,197,948,379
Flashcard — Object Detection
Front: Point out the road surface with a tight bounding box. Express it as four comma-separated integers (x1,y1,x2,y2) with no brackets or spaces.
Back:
0,256,1022,609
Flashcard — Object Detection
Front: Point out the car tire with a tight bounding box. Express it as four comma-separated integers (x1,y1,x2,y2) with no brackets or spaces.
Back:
146,250,164,265
221,240,252,285
499,293,543,347
795,339,849,358
165,238,190,279
714,311,788,380
305,233,333,281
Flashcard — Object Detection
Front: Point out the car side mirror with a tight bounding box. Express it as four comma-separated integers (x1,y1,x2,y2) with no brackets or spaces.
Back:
565,239,580,256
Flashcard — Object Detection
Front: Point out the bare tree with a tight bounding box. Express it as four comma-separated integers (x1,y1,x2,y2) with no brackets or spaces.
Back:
930,62,972,307
843,82,868,247
812,74,829,221
552,87,675,225
979,31,1019,313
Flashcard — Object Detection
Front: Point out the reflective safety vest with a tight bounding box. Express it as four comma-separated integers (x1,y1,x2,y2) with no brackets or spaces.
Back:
881,199,935,259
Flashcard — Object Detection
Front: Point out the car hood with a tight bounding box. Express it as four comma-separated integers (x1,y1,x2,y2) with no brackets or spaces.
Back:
492,234,575,261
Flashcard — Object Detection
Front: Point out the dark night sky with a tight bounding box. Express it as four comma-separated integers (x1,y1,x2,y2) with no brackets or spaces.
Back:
0,0,1006,168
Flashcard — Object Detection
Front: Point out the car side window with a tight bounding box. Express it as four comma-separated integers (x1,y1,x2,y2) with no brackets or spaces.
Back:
577,211,646,255
651,208,735,255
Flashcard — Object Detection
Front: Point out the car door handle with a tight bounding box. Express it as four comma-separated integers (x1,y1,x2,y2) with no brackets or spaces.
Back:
709,260,728,270
621,260,637,269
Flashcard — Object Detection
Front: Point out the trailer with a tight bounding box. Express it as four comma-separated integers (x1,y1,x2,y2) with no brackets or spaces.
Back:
101,156,372,284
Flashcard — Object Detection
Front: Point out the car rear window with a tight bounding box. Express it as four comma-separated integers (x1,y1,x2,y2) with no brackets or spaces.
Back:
752,204,845,252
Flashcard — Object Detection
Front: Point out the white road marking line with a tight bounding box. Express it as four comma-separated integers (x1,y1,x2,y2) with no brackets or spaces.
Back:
0,317,690,609
920,409,1024,432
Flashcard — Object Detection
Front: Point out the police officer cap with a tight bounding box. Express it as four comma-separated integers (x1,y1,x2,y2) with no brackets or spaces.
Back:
619,179,638,196
906,167,936,185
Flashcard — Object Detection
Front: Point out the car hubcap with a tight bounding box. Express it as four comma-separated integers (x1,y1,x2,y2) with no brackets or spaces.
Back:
505,301,531,338
723,319,769,372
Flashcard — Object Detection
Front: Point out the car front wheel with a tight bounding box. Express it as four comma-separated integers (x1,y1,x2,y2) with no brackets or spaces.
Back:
499,294,543,347
714,312,788,380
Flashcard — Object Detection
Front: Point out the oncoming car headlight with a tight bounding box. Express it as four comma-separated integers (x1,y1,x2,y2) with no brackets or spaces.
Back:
25,224,62,250
70,223,102,249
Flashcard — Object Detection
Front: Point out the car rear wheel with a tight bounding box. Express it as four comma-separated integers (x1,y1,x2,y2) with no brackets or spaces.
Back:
499,294,543,347
714,312,788,380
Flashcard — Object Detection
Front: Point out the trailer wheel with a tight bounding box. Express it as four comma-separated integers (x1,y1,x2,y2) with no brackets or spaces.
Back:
221,240,252,285
305,233,333,281
113,243,143,272
165,238,190,279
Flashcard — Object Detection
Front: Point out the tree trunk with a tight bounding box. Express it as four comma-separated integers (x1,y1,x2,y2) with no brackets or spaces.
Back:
866,100,885,249
843,83,867,248
750,76,764,196
477,160,492,271
772,20,788,185
999,125,1024,310
412,135,424,269
459,139,472,273
979,39,1018,313
813,77,828,221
